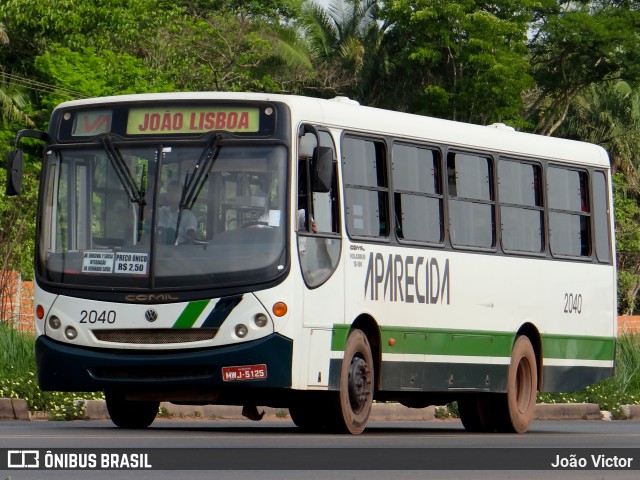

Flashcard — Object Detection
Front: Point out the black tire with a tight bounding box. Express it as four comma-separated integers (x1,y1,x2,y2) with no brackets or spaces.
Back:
458,395,495,432
495,336,538,433
105,391,159,429
330,329,374,434
289,397,329,432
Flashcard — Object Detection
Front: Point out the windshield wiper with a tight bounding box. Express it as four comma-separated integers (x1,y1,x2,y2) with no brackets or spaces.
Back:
173,133,223,244
100,135,144,204
100,134,147,242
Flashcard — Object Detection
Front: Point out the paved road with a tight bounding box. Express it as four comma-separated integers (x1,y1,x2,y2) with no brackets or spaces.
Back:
1,419,639,480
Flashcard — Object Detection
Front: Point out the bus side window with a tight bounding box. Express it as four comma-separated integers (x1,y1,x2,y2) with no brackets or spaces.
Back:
392,143,444,244
592,171,611,263
547,166,591,257
447,152,495,249
343,136,389,238
498,159,544,254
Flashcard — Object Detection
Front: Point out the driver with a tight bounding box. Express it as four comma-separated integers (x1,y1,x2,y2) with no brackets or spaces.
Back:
157,180,197,243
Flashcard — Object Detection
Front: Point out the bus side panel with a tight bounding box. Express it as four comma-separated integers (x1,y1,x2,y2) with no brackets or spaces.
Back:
341,243,615,395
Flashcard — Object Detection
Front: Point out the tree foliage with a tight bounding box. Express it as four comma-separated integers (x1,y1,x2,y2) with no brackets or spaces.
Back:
614,174,640,315
379,0,540,123
34,45,172,110
527,0,640,134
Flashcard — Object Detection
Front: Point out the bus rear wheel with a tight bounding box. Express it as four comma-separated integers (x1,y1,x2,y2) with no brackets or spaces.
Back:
330,329,374,434
105,391,159,429
495,335,538,433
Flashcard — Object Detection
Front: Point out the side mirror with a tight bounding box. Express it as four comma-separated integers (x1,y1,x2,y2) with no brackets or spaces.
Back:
311,146,333,193
6,149,24,196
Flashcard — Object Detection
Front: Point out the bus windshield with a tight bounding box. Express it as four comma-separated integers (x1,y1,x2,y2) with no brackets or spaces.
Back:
38,141,288,291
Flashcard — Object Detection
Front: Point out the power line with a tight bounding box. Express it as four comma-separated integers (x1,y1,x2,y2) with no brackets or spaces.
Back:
0,71,90,99
0,71,90,98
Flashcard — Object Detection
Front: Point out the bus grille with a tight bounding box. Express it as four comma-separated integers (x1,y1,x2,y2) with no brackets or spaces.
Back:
92,329,218,345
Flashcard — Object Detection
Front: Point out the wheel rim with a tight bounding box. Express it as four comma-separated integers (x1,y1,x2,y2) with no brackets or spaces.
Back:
515,355,533,414
347,354,371,414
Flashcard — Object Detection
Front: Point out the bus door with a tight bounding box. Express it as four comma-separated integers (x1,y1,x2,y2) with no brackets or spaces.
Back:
297,127,343,387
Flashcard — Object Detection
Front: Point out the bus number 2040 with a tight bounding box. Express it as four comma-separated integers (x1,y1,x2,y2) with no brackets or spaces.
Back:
564,293,583,314
79,310,117,324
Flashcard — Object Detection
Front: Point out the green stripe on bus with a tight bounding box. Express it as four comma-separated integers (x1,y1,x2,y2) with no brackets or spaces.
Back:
331,325,513,357
331,325,615,361
172,300,210,328
542,334,615,362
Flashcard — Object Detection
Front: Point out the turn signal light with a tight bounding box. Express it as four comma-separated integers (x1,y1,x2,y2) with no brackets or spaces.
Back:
272,302,287,317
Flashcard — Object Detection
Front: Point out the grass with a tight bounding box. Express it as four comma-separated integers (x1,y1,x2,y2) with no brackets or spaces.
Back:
1,322,640,419
0,322,103,420
0,321,35,377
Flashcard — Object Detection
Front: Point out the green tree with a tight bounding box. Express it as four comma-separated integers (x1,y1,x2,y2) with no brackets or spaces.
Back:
0,0,313,99
556,81,640,185
1,22,36,301
380,0,540,124
33,45,173,110
527,1,640,135
613,174,640,314
0,0,184,59
140,11,313,92
182,0,302,20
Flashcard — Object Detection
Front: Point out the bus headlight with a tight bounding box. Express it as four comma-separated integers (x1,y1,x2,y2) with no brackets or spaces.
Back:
235,324,248,338
65,326,78,340
48,316,61,329
253,313,268,328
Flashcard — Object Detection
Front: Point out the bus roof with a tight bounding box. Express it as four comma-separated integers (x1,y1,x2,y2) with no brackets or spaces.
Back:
55,92,610,168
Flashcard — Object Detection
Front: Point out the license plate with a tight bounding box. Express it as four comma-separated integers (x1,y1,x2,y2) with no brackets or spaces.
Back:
222,364,267,381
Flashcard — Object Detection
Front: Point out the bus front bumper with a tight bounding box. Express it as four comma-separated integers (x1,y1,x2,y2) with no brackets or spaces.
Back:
35,334,293,395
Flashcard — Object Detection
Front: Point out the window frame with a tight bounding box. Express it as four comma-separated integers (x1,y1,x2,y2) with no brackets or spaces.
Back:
592,169,612,264
497,157,545,256
546,164,592,260
390,141,445,247
446,150,497,251
342,134,391,241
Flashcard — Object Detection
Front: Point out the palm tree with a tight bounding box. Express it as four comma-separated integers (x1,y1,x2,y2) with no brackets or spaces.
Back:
300,0,386,101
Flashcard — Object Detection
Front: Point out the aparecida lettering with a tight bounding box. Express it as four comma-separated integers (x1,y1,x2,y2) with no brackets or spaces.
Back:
364,252,450,305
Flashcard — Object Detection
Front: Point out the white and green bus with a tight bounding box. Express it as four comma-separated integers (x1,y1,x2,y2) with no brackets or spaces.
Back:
6,92,616,434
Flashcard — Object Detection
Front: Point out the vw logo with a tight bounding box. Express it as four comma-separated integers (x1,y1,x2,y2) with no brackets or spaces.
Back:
145,309,158,323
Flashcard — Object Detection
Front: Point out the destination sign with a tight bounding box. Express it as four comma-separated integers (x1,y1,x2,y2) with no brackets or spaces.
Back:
126,107,260,135
72,111,113,137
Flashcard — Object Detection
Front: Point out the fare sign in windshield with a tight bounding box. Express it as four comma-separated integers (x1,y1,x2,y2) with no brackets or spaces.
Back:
126,107,260,135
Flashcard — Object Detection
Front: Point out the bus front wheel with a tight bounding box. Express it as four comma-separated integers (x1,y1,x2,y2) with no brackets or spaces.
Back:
331,328,374,434
289,393,330,431
105,391,159,429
